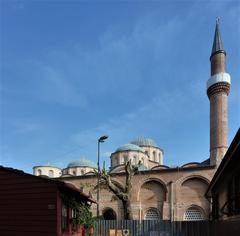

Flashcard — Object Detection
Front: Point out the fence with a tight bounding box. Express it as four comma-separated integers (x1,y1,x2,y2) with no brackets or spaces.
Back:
93,220,240,236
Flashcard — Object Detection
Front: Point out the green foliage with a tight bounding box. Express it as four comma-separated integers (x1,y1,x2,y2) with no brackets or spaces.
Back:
60,192,94,231
74,202,93,228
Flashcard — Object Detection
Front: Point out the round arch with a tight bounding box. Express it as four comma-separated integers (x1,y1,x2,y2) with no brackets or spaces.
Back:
102,208,117,220
137,178,167,201
177,175,211,187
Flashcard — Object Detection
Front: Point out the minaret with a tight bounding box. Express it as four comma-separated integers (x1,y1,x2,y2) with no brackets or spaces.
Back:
207,18,231,166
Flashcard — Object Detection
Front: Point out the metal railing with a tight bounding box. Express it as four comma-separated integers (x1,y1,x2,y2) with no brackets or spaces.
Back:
93,219,240,236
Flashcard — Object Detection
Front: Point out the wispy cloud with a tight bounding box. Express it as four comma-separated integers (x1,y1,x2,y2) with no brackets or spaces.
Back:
67,84,199,165
1,1,239,172
15,13,187,111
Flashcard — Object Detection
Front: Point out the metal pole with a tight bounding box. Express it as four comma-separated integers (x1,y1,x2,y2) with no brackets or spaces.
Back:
96,135,108,220
170,181,174,222
97,140,100,218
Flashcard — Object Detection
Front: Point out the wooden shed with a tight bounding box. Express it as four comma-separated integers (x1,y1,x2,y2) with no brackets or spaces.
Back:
0,166,95,236
206,129,240,220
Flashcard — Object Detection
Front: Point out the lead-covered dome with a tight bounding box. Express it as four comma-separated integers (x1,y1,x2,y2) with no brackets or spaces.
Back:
67,159,97,168
115,144,144,152
131,137,159,148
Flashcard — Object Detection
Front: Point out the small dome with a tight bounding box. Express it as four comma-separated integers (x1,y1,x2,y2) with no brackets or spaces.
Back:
138,164,149,171
131,137,159,148
115,144,144,152
67,159,97,168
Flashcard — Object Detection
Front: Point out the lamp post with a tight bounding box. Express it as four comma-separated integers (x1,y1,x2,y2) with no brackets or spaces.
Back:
97,135,108,218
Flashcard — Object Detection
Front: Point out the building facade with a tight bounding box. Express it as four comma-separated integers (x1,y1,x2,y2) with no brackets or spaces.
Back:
206,129,240,221
0,166,95,236
33,20,233,221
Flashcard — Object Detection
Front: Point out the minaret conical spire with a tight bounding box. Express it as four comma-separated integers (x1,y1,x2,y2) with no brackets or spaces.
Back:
207,18,231,167
211,17,225,59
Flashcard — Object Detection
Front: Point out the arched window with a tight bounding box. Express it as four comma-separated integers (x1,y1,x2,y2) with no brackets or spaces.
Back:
144,208,160,220
123,155,128,163
81,169,85,175
159,153,161,163
37,169,42,176
73,170,76,176
133,156,137,164
62,204,68,231
184,207,204,221
102,208,117,220
120,156,124,164
49,170,54,177
153,151,156,161
111,157,115,166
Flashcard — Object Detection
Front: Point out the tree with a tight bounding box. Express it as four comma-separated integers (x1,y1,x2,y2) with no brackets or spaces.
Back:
60,193,94,233
99,160,139,220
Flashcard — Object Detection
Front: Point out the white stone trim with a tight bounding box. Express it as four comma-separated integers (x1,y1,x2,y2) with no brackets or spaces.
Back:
207,72,231,89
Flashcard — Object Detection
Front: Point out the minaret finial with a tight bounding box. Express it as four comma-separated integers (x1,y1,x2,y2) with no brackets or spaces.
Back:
210,17,225,59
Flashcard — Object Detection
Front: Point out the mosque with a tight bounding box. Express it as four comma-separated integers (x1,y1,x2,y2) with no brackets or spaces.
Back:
33,20,233,221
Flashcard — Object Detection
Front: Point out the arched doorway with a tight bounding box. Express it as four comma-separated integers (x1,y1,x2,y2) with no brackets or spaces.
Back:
102,208,117,220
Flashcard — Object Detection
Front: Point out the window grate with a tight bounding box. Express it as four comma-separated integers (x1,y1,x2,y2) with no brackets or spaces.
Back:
144,208,160,220
184,207,204,221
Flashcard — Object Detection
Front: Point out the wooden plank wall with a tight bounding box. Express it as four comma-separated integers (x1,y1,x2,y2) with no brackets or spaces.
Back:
0,169,57,236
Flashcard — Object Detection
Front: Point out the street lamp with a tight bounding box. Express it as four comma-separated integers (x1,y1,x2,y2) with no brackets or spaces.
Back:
97,135,108,218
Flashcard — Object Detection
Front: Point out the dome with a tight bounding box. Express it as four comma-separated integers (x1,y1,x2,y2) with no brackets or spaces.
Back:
130,137,159,148
67,159,97,168
115,144,144,153
138,164,149,171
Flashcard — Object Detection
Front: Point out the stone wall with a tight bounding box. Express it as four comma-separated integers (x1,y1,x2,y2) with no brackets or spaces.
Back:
60,166,216,221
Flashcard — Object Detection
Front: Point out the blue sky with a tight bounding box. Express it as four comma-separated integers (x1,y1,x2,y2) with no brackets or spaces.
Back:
0,0,239,174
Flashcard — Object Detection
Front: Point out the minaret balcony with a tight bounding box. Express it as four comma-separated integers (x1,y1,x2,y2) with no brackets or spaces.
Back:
207,72,231,90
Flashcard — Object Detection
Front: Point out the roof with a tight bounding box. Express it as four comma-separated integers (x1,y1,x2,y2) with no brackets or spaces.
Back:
206,129,240,197
109,163,149,174
33,165,62,170
181,159,210,168
130,137,160,148
60,164,215,180
0,165,96,203
115,143,144,152
67,159,97,168
200,158,210,166
151,165,170,170
210,18,226,59
138,164,149,171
